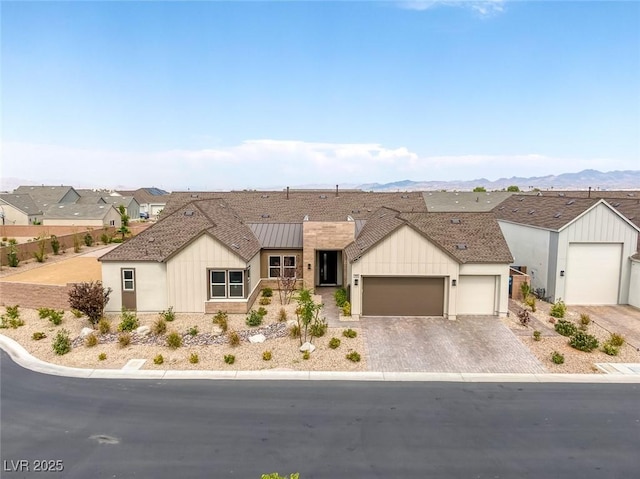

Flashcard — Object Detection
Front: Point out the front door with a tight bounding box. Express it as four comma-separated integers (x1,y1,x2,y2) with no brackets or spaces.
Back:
318,250,338,285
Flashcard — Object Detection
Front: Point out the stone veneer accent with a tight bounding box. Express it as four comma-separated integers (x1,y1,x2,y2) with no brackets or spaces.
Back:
302,221,355,290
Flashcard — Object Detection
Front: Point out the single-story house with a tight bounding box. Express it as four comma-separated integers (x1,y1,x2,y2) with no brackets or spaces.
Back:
13,185,80,210
0,194,43,225
100,196,140,221
100,191,514,319
42,204,122,228
494,195,639,305
118,187,169,218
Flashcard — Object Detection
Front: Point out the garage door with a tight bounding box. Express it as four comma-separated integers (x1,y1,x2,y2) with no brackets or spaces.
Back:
565,243,622,305
362,276,444,316
457,276,496,315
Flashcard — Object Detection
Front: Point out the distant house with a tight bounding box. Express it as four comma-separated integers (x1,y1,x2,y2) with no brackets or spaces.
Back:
13,185,80,210
422,191,516,212
494,195,639,306
42,204,122,228
0,194,43,225
100,196,140,221
117,187,169,218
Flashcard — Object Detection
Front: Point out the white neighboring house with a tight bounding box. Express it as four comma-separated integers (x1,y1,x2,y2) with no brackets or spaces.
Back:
117,187,169,218
0,194,43,225
42,204,122,228
495,195,639,306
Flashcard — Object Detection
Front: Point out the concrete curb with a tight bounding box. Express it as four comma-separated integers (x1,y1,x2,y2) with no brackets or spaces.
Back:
2,334,640,383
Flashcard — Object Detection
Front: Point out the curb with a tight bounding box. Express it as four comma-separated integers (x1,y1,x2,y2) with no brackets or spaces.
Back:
2,334,640,383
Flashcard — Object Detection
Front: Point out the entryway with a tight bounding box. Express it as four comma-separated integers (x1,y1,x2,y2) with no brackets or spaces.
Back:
317,250,341,286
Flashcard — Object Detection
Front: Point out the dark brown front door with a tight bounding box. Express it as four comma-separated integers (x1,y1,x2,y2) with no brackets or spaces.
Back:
362,276,444,316
121,268,137,310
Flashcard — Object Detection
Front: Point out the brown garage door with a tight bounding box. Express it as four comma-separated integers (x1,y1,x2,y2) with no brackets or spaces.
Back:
362,276,445,316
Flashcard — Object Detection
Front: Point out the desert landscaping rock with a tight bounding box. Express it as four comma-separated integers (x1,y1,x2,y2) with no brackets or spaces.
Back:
300,342,316,353
135,326,151,336
211,325,223,336
80,327,94,338
249,334,266,344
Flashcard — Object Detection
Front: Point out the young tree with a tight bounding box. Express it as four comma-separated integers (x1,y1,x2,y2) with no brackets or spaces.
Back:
295,289,324,345
68,281,112,326
117,204,131,241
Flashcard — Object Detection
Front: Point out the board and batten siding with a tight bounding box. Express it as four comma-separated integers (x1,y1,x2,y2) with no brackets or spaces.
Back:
555,203,638,304
102,261,167,312
350,225,459,319
248,252,261,298
166,234,247,313
629,257,640,309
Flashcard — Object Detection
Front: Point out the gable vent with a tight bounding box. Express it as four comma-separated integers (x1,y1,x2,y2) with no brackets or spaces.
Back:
554,213,562,218
450,218,461,224
566,200,575,205
455,244,468,250
184,210,195,216
528,210,536,215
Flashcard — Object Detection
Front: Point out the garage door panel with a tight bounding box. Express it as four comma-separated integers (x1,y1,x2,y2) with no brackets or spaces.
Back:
565,243,621,305
362,276,444,316
458,276,495,315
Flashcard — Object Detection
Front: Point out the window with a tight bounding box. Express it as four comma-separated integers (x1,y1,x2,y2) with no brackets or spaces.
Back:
122,269,135,291
269,256,281,278
110,220,116,226
269,255,297,278
283,256,296,277
209,270,245,299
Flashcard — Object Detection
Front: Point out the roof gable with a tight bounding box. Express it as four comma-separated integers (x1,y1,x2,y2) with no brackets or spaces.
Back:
0,194,42,215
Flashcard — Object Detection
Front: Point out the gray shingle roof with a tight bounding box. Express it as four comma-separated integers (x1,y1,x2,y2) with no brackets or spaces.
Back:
13,185,77,208
100,200,261,263
493,195,600,230
423,191,515,212
345,208,405,262
118,188,170,206
0,194,43,215
100,196,137,208
43,204,117,220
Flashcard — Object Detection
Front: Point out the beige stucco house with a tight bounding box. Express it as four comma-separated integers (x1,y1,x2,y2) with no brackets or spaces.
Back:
42,204,122,228
0,194,43,225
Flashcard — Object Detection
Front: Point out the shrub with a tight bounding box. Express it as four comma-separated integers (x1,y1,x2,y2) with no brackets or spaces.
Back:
224,354,235,365
118,332,131,347
342,328,357,339
520,282,531,300
85,333,98,347
100,233,111,245
118,309,139,332
551,351,564,365
73,233,81,253
213,311,228,331
278,308,287,322
33,237,47,262
153,318,167,335
7,317,25,329
263,350,272,361
517,309,531,327
246,310,263,327
6,305,20,320
341,302,351,317
554,319,577,337
228,330,240,346
98,353,107,361
84,233,94,247
52,329,72,355
50,235,61,254
48,310,64,326
257,306,268,317
569,331,599,352
346,351,361,362
602,342,619,356
524,295,536,312
329,337,341,349
289,324,301,339
334,288,348,307
302,351,310,360
166,331,182,349
154,354,164,365
71,308,84,318
188,326,199,337
579,313,591,326
609,333,625,347
98,318,111,334
261,473,299,479
262,287,273,298
550,300,567,319
533,330,542,341
68,281,112,325
259,297,271,306
189,353,199,364
38,307,54,319
160,306,175,322
310,319,328,338
7,245,20,267
32,332,47,341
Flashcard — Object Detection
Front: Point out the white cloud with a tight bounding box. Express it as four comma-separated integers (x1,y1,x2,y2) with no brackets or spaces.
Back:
1,140,631,191
399,0,506,17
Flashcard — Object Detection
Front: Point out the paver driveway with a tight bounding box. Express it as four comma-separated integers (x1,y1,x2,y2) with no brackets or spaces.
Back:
362,316,547,373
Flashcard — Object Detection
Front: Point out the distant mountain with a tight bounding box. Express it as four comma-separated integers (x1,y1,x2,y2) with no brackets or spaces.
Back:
356,169,640,192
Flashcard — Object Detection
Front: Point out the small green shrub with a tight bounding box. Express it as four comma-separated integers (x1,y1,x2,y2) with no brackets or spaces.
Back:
224,354,235,365
334,288,348,307
83,233,94,247
154,354,164,365
549,300,567,318
38,307,54,319
302,351,310,360
52,329,72,355
246,310,263,327
342,328,357,339
71,308,84,318
50,235,61,254
188,325,199,336
329,337,341,349
341,301,351,317
554,319,577,337
153,318,167,335
48,310,64,326
579,313,591,326
118,332,131,347
259,297,271,306
100,233,111,245
98,318,111,334
263,350,272,361
520,282,531,300
85,333,98,347
166,331,182,349
257,306,268,317
7,245,20,267
569,331,599,352
189,353,199,364
289,324,301,339
551,351,564,365
6,305,20,320
278,308,287,322
73,233,81,253
118,309,139,332
533,330,542,341
32,332,47,341
609,333,625,347
524,295,536,312
346,351,361,362
98,352,107,361
213,311,228,331
33,237,47,262
310,319,328,338
160,306,175,322
261,473,299,479
602,342,619,356
261,287,273,298
228,330,240,346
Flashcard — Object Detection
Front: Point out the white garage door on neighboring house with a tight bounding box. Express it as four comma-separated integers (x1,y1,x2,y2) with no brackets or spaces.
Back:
565,243,622,305
457,276,496,315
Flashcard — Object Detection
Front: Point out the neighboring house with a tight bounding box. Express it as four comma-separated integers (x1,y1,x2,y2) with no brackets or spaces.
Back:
630,254,640,309
100,196,140,220
494,195,639,306
100,191,513,319
42,204,122,227
118,187,169,218
422,191,516,212
0,194,43,225
13,185,80,210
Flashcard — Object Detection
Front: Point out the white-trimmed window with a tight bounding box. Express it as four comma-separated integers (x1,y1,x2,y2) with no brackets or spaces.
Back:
110,220,116,226
122,269,135,291
268,256,281,278
269,255,297,278
209,270,245,299
283,255,296,277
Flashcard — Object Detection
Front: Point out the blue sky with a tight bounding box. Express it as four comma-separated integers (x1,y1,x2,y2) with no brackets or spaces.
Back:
2,0,639,190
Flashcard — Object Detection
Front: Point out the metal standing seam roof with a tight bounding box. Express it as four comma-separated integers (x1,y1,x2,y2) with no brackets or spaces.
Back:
248,223,303,248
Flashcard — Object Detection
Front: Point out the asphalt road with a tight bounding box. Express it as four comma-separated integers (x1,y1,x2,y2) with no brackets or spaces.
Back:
1,351,639,479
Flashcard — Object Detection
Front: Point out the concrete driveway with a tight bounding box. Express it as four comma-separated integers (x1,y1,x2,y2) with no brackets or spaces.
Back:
362,316,547,373
570,305,640,350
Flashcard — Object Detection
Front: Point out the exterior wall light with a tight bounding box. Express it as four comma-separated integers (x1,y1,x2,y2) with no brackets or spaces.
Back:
560,270,565,277
452,279,457,286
